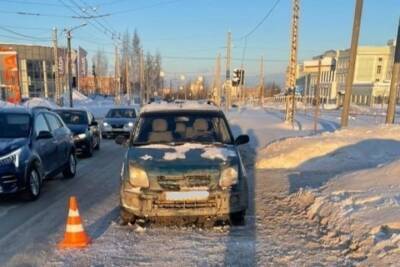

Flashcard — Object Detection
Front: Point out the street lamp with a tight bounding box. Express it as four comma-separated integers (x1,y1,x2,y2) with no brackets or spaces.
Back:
180,75,186,100
64,23,87,107
160,71,165,98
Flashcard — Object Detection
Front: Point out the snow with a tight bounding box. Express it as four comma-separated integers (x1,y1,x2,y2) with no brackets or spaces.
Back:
140,143,236,161
141,101,220,113
259,125,400,263
22,98,59,109
0,100,20,108
140,154,153,161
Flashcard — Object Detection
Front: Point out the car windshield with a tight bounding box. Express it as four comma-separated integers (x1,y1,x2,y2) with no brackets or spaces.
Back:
0,113,31,138
56,110,88,125
131,112,233,145
106,109,136,118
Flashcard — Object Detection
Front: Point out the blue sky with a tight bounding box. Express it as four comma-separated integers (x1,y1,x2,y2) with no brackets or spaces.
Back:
0,0,398,85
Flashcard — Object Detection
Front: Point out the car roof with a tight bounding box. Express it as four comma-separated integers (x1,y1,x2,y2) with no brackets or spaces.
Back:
54,108,88,113
140,101,221,114
0,107,31,115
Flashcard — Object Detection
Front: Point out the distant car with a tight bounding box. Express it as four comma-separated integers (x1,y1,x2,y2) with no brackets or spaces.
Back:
0,108,76,200
55,109,100,157
101,107,137,138
116,102,249,225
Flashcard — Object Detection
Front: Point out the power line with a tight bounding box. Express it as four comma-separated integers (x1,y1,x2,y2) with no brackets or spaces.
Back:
236,0,281,41
0,25,50,41
0,9,109,18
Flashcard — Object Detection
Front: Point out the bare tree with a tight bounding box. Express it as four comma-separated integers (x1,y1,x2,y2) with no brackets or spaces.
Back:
131,29,141,97
92,49,108,76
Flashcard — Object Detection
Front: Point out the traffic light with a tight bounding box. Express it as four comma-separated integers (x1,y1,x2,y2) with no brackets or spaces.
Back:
232,68,245,86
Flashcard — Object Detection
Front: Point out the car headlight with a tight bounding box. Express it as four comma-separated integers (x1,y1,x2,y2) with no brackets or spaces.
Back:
128,122,134,127
77,133,87,139
0,148,22,168
103,122,109,127
129,166,149,188
219,166,239,189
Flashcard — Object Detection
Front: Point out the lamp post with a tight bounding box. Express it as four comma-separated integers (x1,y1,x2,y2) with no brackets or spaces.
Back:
64,23,87,107
160,71,165,98
180,74,186,100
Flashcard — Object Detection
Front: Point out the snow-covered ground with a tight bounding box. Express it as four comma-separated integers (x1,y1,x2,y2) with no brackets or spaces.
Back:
257,125,400,264
1,101,400,266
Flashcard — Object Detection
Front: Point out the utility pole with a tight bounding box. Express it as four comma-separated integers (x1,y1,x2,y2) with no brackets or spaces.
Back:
341,0,363,127
66,31,73,107
139,49,145,106
314,57,322,133
259,56,264,106
225,31,232,112
285,0,300,124
214,53,221,106
115,44,121,105
52,27,61,105
386,18,400,124
125,56,130,104
64,23,86,108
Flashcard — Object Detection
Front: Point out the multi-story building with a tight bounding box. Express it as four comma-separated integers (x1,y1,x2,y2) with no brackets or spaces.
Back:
297,40,396,105
0,43,87,103
336,40,395,105
296,50,337,103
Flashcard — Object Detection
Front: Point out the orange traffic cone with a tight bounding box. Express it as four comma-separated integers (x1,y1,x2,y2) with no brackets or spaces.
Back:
58,196,91,249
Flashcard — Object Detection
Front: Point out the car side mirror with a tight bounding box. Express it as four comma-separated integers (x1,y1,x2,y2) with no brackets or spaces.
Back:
37,130,53,140
91,121,98,126
234,134,249,146
115,135,128,146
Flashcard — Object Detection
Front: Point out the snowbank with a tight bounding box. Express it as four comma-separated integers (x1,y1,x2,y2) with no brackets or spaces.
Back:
256,125,400,170
22,98,59,109
260,125,400,263
0,100,20,108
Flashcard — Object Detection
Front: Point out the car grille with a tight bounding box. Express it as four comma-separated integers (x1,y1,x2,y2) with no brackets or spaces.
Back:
157,175,211,190
111,124,124,129
0,174,17,184
154,199,217,209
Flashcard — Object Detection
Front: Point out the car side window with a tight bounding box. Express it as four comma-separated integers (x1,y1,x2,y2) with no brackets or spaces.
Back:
35,114,50,136
45,114,62,132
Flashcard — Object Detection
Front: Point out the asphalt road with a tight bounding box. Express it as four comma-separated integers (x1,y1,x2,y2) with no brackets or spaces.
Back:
0,139,125,265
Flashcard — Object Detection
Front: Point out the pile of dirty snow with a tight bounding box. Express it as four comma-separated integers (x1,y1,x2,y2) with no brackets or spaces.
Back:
258,125,400,263
0,100,20,108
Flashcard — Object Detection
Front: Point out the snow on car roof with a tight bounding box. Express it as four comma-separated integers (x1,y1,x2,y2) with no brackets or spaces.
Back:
140,101,220,114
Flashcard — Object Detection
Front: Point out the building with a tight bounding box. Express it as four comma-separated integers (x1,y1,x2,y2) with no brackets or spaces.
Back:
296,40,396,105
336,40,396,105
296,50,338,103
0,43,87,103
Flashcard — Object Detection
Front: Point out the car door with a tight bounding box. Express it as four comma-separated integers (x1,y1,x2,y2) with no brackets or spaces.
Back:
44,113,67,168
33,113,57,176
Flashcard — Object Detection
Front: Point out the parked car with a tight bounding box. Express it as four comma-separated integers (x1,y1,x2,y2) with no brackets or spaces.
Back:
101,107,137,138
0,107,76,200
55,109,100,157
116,102,249,225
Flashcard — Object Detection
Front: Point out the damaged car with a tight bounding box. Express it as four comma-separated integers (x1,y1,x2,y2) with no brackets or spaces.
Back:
116,103,249,225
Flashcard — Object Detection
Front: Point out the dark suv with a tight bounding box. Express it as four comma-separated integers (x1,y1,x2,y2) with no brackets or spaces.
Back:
0,108,76,200
55,109,100,157
116,103,249,225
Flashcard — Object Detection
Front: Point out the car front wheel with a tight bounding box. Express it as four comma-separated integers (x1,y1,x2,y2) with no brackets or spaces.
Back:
63,153,77,179
24,167,41,201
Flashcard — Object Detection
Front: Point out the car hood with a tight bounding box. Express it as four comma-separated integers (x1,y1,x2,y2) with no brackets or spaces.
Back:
127,143,239,172
67,124,87,134
0,138,28,157
103,118,136,125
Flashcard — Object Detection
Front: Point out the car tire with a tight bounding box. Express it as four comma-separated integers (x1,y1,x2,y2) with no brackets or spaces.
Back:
230,210,246,226
85,143,94,157
119,207,136,225
94,138,100,150
24,166,41,201
63,153,77,179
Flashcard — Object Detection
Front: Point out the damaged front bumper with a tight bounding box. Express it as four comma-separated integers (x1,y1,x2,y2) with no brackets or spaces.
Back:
120,185,247,219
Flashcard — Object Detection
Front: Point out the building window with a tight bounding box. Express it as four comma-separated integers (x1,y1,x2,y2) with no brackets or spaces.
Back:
376,65,382,74
378,57,382,62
